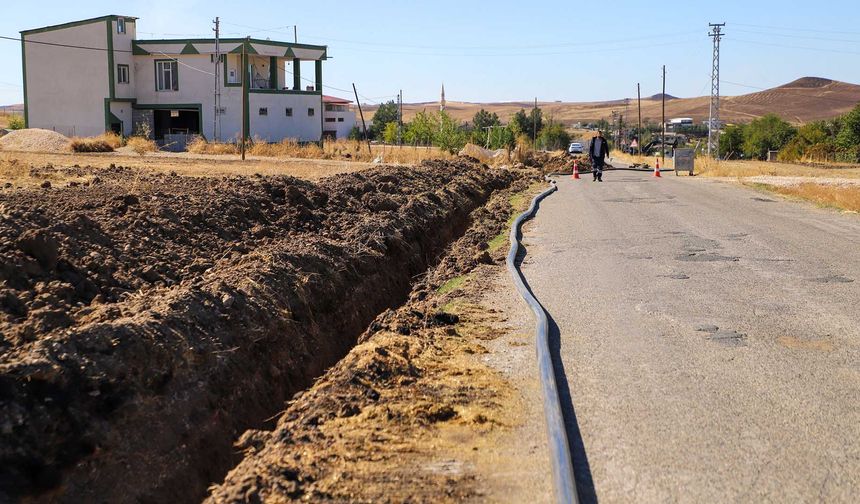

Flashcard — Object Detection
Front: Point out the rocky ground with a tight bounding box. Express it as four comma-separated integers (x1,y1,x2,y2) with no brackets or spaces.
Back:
0,159,535,502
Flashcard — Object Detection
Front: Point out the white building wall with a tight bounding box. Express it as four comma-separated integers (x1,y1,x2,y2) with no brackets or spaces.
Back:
323,106,356,139
249,93,322,142
110,101,134,135
111,18,136,101
24,20,110,137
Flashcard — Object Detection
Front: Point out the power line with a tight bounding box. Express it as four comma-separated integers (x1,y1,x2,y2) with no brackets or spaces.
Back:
1,34,131,53
727,38,860,56
720,79,860,106
733,28,860,45
730,22,860,36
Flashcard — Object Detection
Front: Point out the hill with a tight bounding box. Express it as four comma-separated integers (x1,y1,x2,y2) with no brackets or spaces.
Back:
365,77,860,126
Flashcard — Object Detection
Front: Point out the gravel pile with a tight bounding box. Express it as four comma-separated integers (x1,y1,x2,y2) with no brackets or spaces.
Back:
0,128,71,152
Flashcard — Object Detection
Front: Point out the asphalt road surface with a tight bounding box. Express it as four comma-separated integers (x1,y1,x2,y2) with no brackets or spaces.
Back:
518,167,860,503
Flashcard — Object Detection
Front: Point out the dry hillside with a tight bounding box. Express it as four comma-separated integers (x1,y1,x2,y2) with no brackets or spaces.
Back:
367,77,860,126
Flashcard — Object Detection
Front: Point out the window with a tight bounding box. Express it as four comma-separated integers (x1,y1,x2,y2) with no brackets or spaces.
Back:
259,107,268,116
308,108,315,117
117,18,126,34
285,108,293,117
337,117,344,122
325,104,334,112
155,60,178,91
325,118,336,123
117,64,129,84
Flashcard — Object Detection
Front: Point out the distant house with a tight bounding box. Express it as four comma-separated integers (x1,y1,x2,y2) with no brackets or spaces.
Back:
322,95,355,139
20,15,329,143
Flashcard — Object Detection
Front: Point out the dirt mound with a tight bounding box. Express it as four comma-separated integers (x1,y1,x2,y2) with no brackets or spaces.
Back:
0,128,71,152
0,159,524,502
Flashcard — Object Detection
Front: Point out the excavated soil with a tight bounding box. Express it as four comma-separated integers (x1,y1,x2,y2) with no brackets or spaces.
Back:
0,160,532,503
207,173,540,503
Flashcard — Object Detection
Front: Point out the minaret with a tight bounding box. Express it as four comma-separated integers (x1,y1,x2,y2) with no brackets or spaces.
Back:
440,83,446,112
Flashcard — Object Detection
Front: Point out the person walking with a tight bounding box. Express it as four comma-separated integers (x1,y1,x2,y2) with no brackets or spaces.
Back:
589,130,610,182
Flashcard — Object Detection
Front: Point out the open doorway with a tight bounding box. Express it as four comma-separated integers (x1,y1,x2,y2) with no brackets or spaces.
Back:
152,109,200,139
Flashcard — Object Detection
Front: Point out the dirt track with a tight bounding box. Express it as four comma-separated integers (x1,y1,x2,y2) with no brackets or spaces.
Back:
0,160,530,502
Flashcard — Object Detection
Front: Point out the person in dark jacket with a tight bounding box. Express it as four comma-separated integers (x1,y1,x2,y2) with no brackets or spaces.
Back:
589,130,610,182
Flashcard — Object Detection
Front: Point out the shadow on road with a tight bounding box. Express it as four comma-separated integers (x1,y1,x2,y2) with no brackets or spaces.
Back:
514,240,598,504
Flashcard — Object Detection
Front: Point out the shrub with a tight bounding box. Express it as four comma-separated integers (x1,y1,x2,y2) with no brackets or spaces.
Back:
127,136,158,156
7,115,25,130
70,135,116,153
187,136,239,155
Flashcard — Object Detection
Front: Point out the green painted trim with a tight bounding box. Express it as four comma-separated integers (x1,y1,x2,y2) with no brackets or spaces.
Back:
314,60,323,93
132,103,201,110
284,47,295,58
106,20,115,99
224,56,241,87
132,42,150,55
269,56,277,89
293,58,301,91
21,36,28,127
229,45,244,54
249,89,321,95
154,59,179,91
132,37,326,52
181,43,199,55
21,15,137,35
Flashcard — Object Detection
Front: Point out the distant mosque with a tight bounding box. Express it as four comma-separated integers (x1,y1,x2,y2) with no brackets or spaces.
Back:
440,83,446,112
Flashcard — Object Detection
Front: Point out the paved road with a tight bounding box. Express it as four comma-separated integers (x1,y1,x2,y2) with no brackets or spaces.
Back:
519,168,860,503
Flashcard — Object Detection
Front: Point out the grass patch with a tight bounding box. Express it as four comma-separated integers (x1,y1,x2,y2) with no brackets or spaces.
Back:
750,182,860,213
487,183,544,253
437,275,468,295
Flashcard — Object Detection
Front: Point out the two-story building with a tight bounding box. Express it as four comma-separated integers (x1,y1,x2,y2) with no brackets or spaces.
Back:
322,95,356,139
20,15,328,143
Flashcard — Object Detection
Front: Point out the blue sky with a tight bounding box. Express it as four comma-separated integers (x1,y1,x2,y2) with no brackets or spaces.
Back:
1,0,859,107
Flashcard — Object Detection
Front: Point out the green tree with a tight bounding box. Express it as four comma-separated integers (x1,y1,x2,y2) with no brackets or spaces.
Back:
487,125,516,149
347,125,363,141
778,121,829,161
835,104,860,149
472,109,500,130
509,108,543,141
742,114,796,160
719,124,745,159
382,121,399,144
369,100,399,139
434,111,466,154
405,110,436,146
538,123,571,151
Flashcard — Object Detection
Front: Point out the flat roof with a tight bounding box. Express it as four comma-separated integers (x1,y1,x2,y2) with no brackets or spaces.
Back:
323,95,352,104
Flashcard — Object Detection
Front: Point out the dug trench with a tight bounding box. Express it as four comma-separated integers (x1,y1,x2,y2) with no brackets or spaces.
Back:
0,159,537,503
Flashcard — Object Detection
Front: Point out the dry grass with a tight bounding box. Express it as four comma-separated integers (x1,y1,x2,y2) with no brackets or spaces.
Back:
126,136,158,156
185,138,453,164
752,183,860,213
610,149,860,179
70,133,123,153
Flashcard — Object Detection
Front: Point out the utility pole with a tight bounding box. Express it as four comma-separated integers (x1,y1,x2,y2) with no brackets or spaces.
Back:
398,89,403,147
241,38,248,160
637,82,642,157
533,97,537,148
353,83,371,153
212,17,220,141
294,25,297,43
708,23,725,159
661,65,666,167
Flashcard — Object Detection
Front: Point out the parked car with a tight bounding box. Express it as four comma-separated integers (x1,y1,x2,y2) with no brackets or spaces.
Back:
568,142,584,154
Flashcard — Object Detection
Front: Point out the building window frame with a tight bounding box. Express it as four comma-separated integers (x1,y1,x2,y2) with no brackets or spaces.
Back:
117,64,129,84
117,18,126,34
155,60,179,92
259,107,268,116
285,108,293,117
308,108,315,117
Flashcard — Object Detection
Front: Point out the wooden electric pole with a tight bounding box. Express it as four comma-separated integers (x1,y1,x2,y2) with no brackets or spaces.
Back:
661,65,666,167
637,82,642,157
353,83,371,153
241,38,248,160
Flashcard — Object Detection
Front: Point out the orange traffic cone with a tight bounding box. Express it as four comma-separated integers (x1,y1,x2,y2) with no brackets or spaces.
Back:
654,157,662,177
572,159,580,179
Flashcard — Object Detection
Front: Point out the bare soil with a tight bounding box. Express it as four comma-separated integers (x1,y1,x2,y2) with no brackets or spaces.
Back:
207,172,541,503
0,159,532,503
